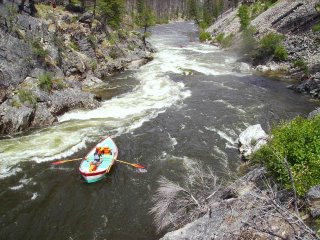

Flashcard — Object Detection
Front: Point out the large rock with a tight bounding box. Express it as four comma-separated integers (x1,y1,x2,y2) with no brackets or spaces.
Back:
160,167,314,240
307,185,320,218
238,124,268,159
49,88,99,115
0,101,34,134
308,108,320,119
32,103,57,127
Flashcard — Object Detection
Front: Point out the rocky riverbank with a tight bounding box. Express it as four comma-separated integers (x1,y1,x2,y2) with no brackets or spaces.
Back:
0,2,153,135
161,122,320,239
207,0,320,99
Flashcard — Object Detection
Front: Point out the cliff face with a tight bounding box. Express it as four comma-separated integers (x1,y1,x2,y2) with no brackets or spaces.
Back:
161,168,317,240
0,2,153,135
207,0,320,98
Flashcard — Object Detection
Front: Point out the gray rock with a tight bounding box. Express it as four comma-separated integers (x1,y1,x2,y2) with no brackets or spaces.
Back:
238,124,268,159
160,167,313,240
308,108,320,119
49,88,99,115
32,102,57,127
307,185,320,218
79,12,93,24
0,101,34,134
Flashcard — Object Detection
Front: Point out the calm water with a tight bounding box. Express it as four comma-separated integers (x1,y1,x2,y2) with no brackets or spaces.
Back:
0,22,318,240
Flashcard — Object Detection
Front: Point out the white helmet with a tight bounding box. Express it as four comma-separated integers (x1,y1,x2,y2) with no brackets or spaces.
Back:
96,143,102,148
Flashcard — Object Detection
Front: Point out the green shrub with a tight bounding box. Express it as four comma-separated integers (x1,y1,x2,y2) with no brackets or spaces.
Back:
255,32,285,61
38,72,53,91
69,41,79,51
293,58,309,74
312,23,320,32
213,33,234,48
238,5,251,30
17,89,37,105
199,30,211,42
215,33,225,43
253,116,320,195
31,39,49,59
274,44,288,61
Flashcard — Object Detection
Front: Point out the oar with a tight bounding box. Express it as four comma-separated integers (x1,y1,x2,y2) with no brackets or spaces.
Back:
51,158,82,165
115,159,146,169
51,157,146,169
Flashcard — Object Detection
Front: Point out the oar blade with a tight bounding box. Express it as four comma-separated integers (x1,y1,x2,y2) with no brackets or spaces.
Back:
51,160,66,165
131,163,145,169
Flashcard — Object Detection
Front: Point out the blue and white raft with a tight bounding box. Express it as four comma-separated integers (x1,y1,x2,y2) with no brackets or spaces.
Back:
79,136,118,183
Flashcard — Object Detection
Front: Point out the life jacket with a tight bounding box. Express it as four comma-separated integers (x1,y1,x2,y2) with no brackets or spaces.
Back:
97,147,103,155
89,162,97,172
104,147,111,155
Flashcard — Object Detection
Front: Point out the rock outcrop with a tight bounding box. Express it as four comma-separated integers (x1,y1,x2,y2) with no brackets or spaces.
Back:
307,185,320,218
0,2,154,135
207,0,320,99
161,168,317,240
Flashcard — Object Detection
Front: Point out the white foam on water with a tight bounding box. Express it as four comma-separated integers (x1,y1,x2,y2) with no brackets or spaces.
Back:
214,99,246,114
31,192,39,200
9,184,24,190
205,126,237,148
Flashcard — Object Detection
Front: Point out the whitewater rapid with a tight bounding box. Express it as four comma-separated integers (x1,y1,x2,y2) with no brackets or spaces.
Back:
0,23,245,175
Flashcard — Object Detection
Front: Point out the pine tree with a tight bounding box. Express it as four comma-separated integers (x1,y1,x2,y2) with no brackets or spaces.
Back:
97,0,124,30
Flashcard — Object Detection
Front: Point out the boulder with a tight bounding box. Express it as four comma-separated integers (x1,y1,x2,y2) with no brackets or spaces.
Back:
308,108,320,119
79,12,93,24
32,103,57,127
232,62,251,73
82,75,105,89
307,185,320,218
49,88,100,115
238,124,268,159
0,101,34,134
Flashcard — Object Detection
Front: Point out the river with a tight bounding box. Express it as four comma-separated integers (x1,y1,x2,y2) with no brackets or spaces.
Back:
0,22,318,240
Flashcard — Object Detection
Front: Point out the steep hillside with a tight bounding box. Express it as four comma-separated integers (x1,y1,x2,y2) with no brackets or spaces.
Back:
0,2,153,135
207,0,320,98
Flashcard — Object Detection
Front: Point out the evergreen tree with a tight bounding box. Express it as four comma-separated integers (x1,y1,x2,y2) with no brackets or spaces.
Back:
187,0,200,24
98,0,124,30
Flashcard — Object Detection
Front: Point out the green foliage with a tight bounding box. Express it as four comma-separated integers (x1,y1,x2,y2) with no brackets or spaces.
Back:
293,58,309,74
69,41,79,51
108,32,119,46
312,23,320,32
199,30,211,42
90,60,98,71
97,0,124,29
256,32,286,61
17,89,37,106
253,116,320,195
187,0,200,22
250,0,275,19
31,39,49,59
214,33,234,48
5,5,18,31
38,72,53,91
215,33,225,43
87,34,97,48
136,4,156,33
274,44,288,61
238,5,251,30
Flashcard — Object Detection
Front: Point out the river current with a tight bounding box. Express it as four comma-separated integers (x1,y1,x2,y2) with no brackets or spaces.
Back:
0,22,318,239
